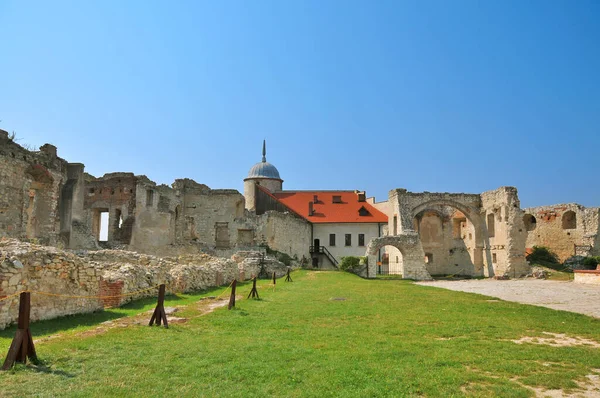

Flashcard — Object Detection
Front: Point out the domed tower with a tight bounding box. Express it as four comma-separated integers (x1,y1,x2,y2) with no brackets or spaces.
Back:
244,140,283,211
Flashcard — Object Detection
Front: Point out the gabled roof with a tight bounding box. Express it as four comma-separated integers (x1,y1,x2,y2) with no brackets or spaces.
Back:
271,191,388,223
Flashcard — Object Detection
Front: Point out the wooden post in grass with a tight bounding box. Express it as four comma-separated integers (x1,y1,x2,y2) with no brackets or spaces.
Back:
272,271,276,285
247,276,259,299
285,268,292,282
228,279,237,310
149,284,168,328
2,292,37,370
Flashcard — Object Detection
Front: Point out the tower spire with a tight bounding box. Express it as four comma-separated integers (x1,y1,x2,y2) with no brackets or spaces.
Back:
262,140,266,162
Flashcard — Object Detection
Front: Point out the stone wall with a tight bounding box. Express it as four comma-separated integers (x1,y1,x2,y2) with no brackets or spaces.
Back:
0,238,104,330
371,187,529,278
414,207,476,276
0,238,287,330
365,234,432,280
0,131,81,247
523,204,600,262
235,210,312,262
480,187,529,277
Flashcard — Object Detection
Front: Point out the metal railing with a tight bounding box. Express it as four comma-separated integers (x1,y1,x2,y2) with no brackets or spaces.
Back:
309,246,339,268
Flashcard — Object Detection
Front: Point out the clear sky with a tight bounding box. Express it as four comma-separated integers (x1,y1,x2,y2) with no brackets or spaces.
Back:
1,1,599,208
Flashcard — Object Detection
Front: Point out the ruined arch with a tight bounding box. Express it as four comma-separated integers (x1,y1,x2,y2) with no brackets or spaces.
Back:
412,203,480,277
365,233,432,280
409,199,484,276
411,200,482,235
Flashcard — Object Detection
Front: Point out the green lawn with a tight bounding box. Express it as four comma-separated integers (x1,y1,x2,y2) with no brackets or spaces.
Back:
1,271,599,397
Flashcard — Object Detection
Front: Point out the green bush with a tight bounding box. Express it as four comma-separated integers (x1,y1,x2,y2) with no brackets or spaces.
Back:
582,256,600,270
339,256,361,272
526,246,559,267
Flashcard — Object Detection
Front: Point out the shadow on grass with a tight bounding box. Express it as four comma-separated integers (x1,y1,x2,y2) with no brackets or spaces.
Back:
0,310,127,341
28,359,76,378
0,285,231,341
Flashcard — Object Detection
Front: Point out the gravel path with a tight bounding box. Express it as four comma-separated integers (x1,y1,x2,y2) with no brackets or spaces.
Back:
415,279,600,319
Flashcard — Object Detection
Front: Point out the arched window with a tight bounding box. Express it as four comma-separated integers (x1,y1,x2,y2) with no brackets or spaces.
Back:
523,214,537,231
562,211,576,230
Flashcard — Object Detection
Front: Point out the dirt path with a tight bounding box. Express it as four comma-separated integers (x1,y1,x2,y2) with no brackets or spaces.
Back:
416,279,600,319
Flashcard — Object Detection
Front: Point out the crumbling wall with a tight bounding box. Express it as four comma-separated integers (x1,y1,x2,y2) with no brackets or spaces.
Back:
0,239,104,329
0,238,287,330
173,179,245,250
128,177,179,252
523,204,599,262
0,130,79,247
480,187,529,277
383,189,484,276
236,210,311,262
83,172,138,247
414,207,477,276
365,233,432,280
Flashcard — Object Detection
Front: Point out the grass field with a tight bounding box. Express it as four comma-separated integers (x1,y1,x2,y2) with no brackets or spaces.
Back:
1,270,599,397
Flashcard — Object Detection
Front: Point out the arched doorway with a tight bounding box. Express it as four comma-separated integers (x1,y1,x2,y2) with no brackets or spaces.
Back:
365,233,432,280
377,245,403,275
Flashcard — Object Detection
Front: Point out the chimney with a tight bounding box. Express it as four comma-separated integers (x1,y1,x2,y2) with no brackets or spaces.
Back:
313,194,318,203
357,191,366,202
308,201,314,216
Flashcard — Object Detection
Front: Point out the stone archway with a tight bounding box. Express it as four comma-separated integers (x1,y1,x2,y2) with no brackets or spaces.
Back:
365,233,432,280
412,199,486,273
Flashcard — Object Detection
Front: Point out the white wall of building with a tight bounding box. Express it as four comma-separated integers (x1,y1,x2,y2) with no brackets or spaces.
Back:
312,222,384,262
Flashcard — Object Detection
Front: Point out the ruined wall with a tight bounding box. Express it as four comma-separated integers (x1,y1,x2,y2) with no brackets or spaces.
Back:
236,210,311,262
382,189,483,276
366,233,432,280
0,239,104,329
480,187,528,277
0,238,288,330
377,187,529,278
83,172,138,247
0,130,82,247
415,208,477,276
129,177,178,252
175,179,245,250
523,204,600,262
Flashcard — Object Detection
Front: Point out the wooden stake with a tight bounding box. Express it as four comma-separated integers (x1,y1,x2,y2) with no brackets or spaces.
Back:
285,268,293,282
247,276,259,299
272,271,276,285
149,284,168,328
2,292,37,370
228,279,237,310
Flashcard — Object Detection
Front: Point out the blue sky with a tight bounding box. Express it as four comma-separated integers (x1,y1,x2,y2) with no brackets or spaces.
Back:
1,0,599,208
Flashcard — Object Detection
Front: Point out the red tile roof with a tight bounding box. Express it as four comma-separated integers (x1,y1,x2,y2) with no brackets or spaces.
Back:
271,191,388,223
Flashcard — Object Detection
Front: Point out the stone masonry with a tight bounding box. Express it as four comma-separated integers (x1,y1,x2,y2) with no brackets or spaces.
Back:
0,238,288,330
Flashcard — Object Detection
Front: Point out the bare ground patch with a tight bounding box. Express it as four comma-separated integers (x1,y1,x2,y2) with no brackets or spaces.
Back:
512,333,600,348
465,366,600,398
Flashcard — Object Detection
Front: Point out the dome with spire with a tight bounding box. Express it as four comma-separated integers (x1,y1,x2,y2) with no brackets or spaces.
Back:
246,140,282,180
